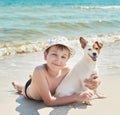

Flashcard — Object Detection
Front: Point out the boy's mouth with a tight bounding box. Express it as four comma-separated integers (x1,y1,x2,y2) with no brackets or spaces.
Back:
53,63,62,67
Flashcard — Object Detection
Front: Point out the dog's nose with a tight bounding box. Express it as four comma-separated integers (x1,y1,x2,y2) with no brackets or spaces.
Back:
93,53,97,56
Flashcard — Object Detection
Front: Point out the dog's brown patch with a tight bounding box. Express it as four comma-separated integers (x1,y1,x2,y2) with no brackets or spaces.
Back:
93,41,103,54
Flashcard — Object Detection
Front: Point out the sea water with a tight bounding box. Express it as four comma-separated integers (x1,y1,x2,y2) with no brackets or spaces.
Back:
0,0,120,56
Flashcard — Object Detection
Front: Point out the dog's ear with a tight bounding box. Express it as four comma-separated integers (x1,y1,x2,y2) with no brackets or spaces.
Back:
95,41,103,49
80,37,88,49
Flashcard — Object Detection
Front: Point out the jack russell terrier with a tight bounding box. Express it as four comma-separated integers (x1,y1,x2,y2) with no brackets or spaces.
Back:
55,37,103,104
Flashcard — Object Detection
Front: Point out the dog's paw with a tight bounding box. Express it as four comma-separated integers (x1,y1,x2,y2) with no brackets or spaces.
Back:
94,92,107,99
82,101,92,106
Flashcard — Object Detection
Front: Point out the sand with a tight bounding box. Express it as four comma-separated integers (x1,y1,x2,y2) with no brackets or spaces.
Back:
0,46,120,115
1,76,120,115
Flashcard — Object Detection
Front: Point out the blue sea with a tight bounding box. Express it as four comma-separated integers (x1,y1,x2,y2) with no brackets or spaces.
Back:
0,0,120,56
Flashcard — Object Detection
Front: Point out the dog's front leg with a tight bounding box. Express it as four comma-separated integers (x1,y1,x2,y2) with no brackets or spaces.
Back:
80,89,93,105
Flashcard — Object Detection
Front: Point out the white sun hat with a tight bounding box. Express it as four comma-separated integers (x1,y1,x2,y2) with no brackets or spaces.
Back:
43,36,75,58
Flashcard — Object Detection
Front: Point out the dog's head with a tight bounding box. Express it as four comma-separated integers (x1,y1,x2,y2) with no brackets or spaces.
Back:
80,37,103,62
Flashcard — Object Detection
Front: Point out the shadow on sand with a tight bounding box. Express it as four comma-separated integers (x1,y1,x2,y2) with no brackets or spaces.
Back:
16,96,45,115
16,95,88,115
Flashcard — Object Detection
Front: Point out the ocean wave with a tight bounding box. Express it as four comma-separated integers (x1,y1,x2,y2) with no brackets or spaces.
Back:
70,6,120,9
0,41,45,57
47,22,91,29
47,20,120,29
0,33,120,57
87,33,120,43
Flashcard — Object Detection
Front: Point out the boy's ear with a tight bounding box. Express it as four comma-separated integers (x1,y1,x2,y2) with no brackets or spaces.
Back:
44,51,47,60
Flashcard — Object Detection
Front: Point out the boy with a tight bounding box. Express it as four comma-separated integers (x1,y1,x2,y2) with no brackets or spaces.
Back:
12,36,100,106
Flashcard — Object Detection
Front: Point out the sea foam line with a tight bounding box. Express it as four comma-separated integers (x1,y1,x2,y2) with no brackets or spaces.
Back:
71,5,120,9
0,33,120,57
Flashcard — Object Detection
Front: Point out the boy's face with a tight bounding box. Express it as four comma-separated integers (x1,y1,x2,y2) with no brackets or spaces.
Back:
44,46,70,71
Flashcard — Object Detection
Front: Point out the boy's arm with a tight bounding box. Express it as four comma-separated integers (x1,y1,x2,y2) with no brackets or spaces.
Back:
33,66,91,106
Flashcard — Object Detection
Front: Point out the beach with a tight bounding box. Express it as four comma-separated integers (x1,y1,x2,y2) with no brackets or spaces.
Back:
0,40,120,115
1,77,120,115
0,0,120,114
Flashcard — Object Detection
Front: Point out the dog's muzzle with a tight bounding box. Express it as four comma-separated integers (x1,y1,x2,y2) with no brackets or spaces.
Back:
89,53,97,61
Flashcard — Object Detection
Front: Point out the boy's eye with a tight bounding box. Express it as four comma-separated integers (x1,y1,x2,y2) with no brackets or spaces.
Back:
52,53,57,56
61,56,67,59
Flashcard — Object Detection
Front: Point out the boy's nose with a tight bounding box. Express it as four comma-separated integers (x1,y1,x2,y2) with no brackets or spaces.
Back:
55,57,62,63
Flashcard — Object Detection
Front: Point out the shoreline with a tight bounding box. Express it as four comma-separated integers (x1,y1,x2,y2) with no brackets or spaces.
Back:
0,34,120,57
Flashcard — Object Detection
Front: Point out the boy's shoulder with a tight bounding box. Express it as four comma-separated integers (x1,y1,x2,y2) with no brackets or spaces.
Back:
62,66,71,73
34,64,45,72
33,64,47,78
35,65,43,69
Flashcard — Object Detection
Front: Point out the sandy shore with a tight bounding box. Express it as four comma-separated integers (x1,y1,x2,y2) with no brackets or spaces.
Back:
0,46,120,115
1,75,120,115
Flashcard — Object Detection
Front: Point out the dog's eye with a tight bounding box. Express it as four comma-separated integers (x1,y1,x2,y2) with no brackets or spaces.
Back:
88,48,91,50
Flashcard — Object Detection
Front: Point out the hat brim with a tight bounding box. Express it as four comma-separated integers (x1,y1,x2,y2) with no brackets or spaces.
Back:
44,43,75,58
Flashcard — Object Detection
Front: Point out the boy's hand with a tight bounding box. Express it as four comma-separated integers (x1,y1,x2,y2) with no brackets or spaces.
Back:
84,74,101,90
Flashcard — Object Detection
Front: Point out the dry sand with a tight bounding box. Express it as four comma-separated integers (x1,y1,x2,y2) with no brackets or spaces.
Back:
1,75,120,115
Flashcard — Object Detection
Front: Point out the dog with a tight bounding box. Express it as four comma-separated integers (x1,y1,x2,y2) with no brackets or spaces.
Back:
55,37,103,104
